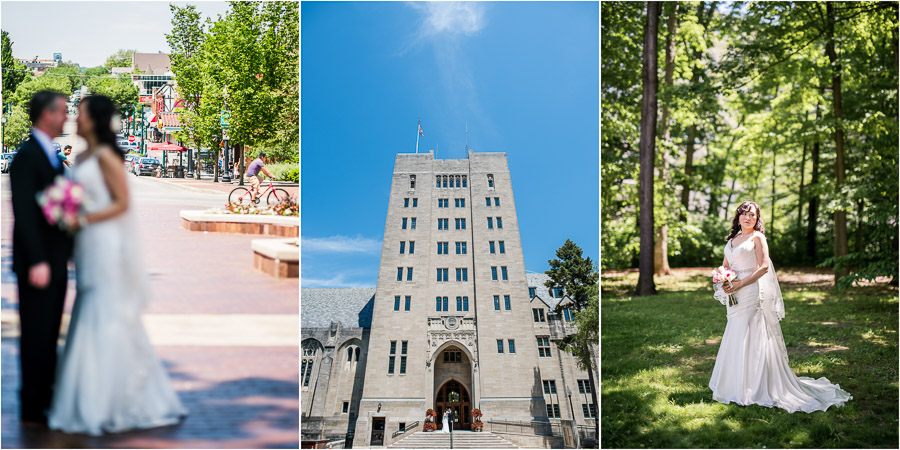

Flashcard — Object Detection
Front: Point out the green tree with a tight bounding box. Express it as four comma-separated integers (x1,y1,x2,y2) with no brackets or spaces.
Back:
13,75,70,105
544,239,599,438
44,65,81,92
2,103,30,149
2,30,28,102
167,3,208,174
85,76,138,115
103,49,135,70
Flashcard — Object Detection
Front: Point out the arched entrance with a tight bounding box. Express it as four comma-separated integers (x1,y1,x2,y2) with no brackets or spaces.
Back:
435,379,471,431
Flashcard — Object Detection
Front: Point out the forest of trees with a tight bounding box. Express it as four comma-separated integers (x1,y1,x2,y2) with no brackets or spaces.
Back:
602,1,898,291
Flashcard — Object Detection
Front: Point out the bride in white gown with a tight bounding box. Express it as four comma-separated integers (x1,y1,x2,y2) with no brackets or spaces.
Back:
709,201,852,413
47,95,187,435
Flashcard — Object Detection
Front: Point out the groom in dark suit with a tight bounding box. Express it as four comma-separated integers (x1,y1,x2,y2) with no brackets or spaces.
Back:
9,90,74,424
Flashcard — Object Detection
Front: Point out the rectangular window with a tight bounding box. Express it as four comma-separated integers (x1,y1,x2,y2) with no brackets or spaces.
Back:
405,296,411,311
456,176,460,188
390,341,396,354
404,198,409,207
497,339,504,353
463,296,469,311
456,242,461,254
499,241,505,254
539,309,545,321
411,218,416,229
443,296,448,311
542,380,552,394
491,266,498,280
443,176,448,188
409,175,416,189
455,218,466,230
456,268,462,282
437,177,441,188
402,218,407,229
582,404,597,419
456,296,463,311
438,218,448,230
494,197,500,206
497,217,503,229
459,198,465,207
554,404,561,418
462,268,468,281
488,174,494,188
564,308,572,321
485,197,491,207
578,379,592,394
508,339,516,353
394,296,400,311
407,267,413,281
436,296,442,311
533,308,541,322
413,198,418,207
537,337,551,358
502,266,508,280
400,356,407,374
400,241,406,254
436,268,448,282
409,241,415,254
504,295,511,310
343,401,349,413
546,404,555,418
462,176,467,187
397,267,403,281
494,295,500,310
487,217,493,229
529,287,536,298
401,341,408,355
388,356,395,374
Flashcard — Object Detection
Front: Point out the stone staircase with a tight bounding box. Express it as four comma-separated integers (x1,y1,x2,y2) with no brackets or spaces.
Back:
388,431,518,448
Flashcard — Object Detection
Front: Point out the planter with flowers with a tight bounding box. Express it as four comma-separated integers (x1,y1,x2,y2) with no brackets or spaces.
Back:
423,409,437,432
471,409,484,432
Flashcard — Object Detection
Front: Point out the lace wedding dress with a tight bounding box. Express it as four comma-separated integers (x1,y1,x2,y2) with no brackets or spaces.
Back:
708,231,852,413
47,153,187,435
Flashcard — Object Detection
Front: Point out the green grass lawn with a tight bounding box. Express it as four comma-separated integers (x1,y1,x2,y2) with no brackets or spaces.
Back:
602,268,898,448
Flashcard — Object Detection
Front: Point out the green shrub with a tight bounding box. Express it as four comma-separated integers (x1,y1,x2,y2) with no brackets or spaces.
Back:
265,162,299,182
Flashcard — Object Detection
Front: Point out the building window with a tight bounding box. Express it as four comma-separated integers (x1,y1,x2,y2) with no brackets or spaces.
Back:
547,404,561,419
394,296,401,311
411,218,417,229
441,296,449,311
410,175,416,189
456,175,461,188
508,339,516,353
529,287,536,298
491,266,498,280
463,296,469,310
443,349,462,362
407,267,413,281
456,296,463,311
400,241,406,254
437,268,448,282
563,308,573,321
499,241,505,254
489,241,495,253
578,379,592,394
400,341,407,374
405,296,411,311
501,266,508,280
461,268,468,281
497,339,504,353
456,268,462,282
504,295,511,310
485,197,491,207
462,176,467,187
397,267,403,281
582,404,597,419
343,401,350,413
537,337,551,357
388,340,396,374
402,218,407,229
301,359,313,387
438,218,448,230
413,198,418,207
455,218,466,230
487,217,493,229
438,241,448,254
409,241,415,254
404,198,409,207
494,197,500,206
543,380,557,394
455,241,467,254
533,308,546,322
440,198,449,208
348,347,353,361
443,176,448,188
487,174,494,188
355,347,360,361
497,217,503,229
455,198,465,207
436,176,441,188
494,295,500,310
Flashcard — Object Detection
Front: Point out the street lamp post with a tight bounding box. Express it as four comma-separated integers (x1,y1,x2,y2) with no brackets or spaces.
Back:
2,116,7,153
221,87,231,183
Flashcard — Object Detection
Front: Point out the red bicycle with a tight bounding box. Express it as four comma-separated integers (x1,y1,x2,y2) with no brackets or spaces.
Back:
229,180,290,207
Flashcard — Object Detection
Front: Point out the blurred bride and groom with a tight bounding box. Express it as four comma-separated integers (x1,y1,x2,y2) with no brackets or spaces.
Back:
9,90,186,435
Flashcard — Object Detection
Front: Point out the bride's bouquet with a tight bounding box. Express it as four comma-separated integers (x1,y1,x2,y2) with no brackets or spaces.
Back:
712,266,738,307
36,175,85,234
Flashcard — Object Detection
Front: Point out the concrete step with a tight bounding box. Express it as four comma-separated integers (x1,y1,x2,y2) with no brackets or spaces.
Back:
388,431,518,449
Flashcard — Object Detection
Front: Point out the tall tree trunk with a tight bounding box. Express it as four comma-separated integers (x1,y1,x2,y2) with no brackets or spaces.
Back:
856,199,864,254
654,1,678,277
826,2,850,280
636,1,659,296
807,137,820,261
798,141,807,244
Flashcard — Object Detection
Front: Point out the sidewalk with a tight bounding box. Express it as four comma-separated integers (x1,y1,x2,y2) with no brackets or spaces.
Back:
0,174,299,448
141,173,299,199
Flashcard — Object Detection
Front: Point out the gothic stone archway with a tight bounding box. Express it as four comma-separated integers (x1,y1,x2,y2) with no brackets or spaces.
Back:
435,379,471,431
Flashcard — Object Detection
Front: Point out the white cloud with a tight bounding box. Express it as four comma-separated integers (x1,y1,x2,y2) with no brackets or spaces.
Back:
301,273,373,289
301,235,382,254
415,2,486,38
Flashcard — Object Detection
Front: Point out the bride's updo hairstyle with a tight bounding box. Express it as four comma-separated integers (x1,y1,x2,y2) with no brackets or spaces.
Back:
725,201,765,241
81,95,125,160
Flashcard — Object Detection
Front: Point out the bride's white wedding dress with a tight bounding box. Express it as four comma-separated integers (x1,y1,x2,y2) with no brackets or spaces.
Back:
709,231,852,413
47,153,187,435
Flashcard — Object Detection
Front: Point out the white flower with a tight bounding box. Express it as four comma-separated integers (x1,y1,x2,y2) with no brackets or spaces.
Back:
48,186,64,202
69,185,84,201
50,205,63,221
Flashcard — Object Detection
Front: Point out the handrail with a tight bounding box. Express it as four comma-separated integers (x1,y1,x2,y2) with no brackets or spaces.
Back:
391,421,420,439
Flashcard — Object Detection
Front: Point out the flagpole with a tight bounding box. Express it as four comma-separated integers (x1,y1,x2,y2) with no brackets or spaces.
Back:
416,117,420,154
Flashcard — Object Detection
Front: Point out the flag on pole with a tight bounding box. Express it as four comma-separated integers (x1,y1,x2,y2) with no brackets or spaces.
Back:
418,119,424,137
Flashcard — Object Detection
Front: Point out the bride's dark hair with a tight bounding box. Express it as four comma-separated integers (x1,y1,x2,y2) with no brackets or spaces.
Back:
725,201,765,241
81,95,125,160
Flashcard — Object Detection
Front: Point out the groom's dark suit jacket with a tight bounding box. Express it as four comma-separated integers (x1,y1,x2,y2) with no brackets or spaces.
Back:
9,134,73,279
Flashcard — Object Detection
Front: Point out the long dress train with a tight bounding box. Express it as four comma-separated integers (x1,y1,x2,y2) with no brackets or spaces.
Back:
708,231,852,413
47,154,187,435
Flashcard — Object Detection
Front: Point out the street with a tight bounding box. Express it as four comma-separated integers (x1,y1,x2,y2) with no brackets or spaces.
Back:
0,164,299,447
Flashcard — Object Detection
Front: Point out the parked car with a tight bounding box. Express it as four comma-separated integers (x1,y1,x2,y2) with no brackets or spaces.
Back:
134,158,160,176
124,154,139,172
0,152,17,173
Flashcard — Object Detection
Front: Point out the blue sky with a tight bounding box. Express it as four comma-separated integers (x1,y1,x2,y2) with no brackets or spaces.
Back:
301,1,599,288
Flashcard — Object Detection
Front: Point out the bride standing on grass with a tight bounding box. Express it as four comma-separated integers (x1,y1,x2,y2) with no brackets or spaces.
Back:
708,201,852,413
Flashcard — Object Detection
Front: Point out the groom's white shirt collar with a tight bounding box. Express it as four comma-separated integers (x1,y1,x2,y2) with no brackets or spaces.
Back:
31,128,59,169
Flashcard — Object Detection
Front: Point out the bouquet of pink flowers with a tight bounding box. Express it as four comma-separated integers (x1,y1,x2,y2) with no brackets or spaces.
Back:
711,266,738,307
36,175,85,234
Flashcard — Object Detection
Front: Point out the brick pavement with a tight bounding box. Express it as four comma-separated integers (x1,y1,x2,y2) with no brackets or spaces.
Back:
0,173,299,448
141,175,299,200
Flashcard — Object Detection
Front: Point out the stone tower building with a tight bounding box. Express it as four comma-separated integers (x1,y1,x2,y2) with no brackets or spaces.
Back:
352,150,547,446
